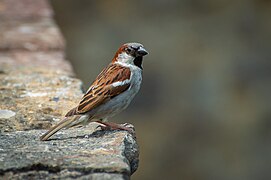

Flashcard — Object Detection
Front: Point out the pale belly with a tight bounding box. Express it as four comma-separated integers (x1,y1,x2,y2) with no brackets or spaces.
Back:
71,89,139,127
93,88,137,119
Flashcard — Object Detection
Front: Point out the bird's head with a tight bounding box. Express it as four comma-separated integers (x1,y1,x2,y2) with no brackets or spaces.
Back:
112,42,148,69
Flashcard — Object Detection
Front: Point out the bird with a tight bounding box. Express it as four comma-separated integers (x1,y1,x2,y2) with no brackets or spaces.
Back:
40,42,148,141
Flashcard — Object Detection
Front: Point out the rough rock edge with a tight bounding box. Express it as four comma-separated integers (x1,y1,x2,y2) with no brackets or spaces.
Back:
1,162,129,179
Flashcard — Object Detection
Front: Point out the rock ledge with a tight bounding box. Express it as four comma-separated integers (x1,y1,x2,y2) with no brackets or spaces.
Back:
0,125,139,180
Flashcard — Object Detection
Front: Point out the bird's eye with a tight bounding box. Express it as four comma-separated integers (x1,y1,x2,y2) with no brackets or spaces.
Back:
126,47,132,53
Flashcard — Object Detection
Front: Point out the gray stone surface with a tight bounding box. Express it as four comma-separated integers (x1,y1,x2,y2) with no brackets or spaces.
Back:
0,0,52,20
0,125,139,179
0,51,82,132
0,20,64,51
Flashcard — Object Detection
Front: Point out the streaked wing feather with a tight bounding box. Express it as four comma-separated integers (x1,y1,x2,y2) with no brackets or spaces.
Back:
66,63,131,116
77,88,110,114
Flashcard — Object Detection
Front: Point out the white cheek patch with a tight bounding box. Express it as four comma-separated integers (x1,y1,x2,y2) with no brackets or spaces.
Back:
117,52,134,64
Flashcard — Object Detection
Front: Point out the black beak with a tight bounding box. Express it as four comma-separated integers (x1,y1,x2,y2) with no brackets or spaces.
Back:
136,47,148,56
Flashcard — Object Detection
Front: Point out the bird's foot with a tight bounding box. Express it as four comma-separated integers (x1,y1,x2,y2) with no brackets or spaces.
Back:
95,124,110,131
95,121,134,133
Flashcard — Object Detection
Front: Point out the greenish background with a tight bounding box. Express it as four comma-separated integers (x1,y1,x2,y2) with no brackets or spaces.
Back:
50,0,271,179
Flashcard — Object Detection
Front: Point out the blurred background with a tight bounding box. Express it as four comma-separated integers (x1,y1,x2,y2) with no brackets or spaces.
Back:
50,0,271,179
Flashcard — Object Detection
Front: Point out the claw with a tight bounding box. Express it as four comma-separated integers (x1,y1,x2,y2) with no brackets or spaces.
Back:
95,121,135,134
95,124,108,130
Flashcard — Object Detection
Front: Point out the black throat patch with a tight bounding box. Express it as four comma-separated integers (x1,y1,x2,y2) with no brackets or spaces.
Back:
133,56,143,69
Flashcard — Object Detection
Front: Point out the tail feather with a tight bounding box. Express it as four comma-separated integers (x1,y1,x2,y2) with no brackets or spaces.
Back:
40,117,75,141
65,107,78,117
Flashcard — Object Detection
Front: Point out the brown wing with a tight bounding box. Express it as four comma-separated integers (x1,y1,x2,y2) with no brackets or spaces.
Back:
65,63,131,117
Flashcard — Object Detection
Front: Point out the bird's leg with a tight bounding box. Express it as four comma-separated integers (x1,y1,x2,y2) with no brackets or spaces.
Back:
95,119,110,131
95,120,133,132
94,119,109,130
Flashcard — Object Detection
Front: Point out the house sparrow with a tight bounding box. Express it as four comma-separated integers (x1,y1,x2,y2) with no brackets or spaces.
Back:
40,42,148,141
